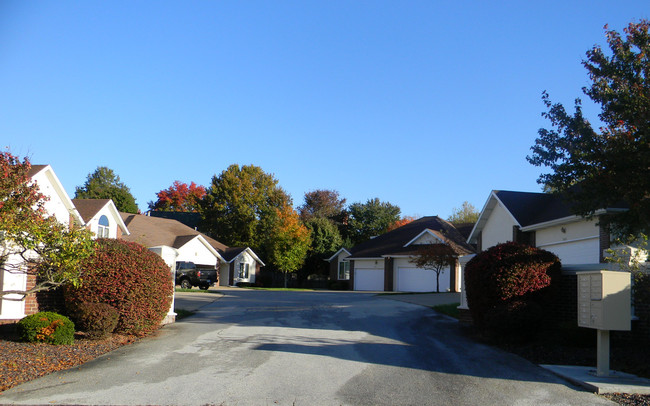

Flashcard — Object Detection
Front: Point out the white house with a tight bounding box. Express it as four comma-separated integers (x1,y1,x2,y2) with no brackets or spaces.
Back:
120,213,224,269
1,165,85,321
120,213,265,288
73,199,130,239
331,217,475,292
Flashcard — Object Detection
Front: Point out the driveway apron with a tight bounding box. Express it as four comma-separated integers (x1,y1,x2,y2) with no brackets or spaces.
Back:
2,290,614,405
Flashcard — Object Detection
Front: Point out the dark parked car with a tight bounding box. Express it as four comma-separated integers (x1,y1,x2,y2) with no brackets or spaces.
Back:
175,261,217,290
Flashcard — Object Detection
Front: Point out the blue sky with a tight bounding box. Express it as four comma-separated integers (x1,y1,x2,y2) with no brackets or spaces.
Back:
2,1,648,218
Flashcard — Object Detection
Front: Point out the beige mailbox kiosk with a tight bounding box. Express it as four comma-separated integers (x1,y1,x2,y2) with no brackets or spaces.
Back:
577,270,631,377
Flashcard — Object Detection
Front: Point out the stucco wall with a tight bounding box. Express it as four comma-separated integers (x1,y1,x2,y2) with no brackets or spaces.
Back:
534,219,600,265
353,259,384,270
176,238,218,266
88,205,121,239
481,202,517,249
31,170,71,227
232,251,257,284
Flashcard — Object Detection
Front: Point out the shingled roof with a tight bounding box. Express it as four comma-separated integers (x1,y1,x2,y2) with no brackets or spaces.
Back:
494,190,627,228
347,216,475,259
120,213,227,252
119,213,264,265
73,199,113,223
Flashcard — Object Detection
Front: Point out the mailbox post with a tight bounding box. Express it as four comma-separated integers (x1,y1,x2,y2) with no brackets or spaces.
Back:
577,270,631,377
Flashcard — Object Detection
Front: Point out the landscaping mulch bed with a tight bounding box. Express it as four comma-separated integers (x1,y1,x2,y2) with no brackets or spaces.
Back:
0,323,138,392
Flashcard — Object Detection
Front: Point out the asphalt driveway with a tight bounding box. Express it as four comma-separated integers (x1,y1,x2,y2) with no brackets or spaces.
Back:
2,290,613,405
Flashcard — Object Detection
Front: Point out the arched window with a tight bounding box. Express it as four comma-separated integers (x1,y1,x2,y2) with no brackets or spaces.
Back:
98,215,110,238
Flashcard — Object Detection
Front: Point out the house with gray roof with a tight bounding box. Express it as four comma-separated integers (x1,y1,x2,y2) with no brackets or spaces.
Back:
467,190,628,264
330,216,475,292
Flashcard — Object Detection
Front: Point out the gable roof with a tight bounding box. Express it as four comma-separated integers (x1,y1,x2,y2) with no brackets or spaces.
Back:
29,164,84,226
222,246,265,265
467,190,629,243
119,213,264,266
347,216,475,259
72,199,130,235
326,248,352,262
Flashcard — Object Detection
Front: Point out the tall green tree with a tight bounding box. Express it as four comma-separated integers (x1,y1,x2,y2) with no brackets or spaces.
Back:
301,216,344,277
447,201,479,224
75,167,138,213
346,198,401,245
298,189,346,223
200,164,292,260
527,20,650,236
0,151,94,299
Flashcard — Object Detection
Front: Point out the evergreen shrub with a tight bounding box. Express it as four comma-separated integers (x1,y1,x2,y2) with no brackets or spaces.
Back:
17,311,75,345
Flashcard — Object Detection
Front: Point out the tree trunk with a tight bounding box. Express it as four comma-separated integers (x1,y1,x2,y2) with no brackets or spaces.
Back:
284,272,288,288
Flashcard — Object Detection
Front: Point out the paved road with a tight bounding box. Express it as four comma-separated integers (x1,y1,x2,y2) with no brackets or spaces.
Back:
3,290,613,405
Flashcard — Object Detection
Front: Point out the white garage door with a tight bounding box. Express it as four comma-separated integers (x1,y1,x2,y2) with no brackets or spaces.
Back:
354,268,384,291
396,267,437,292
541,238,599,265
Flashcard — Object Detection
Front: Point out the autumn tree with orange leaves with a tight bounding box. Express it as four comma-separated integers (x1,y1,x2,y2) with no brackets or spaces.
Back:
268,203,312,288
387,216,417,232
148,181,206,212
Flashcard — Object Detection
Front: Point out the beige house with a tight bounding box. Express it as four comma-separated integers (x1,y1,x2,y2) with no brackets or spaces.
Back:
330,217,475,292
459,189,629,310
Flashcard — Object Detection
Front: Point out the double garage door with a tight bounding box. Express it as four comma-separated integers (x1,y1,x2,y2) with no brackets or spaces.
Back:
354,267,440,292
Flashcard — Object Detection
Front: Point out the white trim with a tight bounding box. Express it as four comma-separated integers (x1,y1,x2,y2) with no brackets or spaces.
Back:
535,235,599,248
32,165,85,226
344,257,381,261
520,211,607,232
225,247,265,266
403,229,443,247
178,235,226,263
86,200,130,236
467,191,520,244
326,248,351,262
381,255,414,258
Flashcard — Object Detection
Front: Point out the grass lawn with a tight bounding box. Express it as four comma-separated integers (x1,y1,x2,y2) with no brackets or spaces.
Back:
432,302,460,318
174,309,195,320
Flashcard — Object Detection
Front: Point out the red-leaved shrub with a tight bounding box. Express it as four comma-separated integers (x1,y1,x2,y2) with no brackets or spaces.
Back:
464,242,561,339
64,239,173,335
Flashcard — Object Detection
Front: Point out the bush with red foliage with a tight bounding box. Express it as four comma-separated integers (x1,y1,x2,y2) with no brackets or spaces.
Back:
64,239,173,335
464,242,561,339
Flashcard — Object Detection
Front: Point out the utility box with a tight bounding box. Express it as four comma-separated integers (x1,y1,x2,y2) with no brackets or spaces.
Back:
577,270,631,331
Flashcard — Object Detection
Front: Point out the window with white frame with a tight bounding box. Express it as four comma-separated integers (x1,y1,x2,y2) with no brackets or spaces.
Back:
338,261,350,280
98,215,110,238
239,263,250,279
